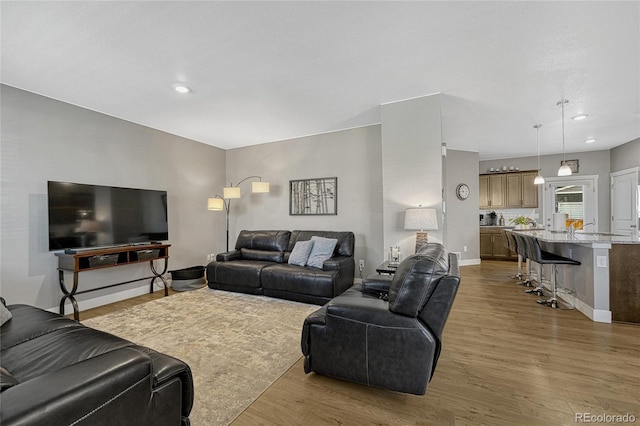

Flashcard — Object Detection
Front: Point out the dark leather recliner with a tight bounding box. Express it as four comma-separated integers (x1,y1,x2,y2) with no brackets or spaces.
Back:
301,243,460,395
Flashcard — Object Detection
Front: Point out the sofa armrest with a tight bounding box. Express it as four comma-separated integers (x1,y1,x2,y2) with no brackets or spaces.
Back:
135,346,194,418
1,348,153,426
216,250,241,261
322,256,352,271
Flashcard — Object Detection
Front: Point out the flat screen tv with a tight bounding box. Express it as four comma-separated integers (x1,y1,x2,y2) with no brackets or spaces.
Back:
47,181,168,251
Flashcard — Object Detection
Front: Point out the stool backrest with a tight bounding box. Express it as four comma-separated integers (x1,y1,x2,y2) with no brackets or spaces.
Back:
512,233,529,258
522,234,544,264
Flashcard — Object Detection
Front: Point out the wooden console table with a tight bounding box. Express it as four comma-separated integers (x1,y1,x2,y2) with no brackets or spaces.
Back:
56,243,170,321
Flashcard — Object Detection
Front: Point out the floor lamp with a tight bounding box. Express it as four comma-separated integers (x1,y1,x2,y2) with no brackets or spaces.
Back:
208,176,269,252
404,207,438,253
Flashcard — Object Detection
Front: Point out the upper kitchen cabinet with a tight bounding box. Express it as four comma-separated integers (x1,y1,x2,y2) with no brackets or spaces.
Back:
479,173,506,209
506,171,538,208
480,171,538,209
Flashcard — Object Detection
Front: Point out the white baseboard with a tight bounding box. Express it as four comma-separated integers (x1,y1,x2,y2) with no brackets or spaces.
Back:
553,289,612,324
46,283,167,315
459,258,481,266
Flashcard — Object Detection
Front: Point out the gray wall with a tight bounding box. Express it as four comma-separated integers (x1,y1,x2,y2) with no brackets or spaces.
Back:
0,85,226,310
611,138,640,172
381,94,443,259
445,149,480,263
224,125,384,277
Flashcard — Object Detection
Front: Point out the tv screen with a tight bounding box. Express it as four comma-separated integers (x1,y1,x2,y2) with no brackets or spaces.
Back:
47,181,168,251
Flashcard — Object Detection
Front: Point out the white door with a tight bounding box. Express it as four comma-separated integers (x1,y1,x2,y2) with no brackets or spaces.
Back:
543,176,599,231
611,167,639,235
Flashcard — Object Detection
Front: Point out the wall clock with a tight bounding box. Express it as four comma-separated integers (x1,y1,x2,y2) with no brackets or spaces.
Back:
456,183,470,200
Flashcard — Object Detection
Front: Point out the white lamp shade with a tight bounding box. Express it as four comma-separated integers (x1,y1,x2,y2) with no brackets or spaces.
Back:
557,164,572,176
207,198,224,211
404,208,438,231
223,187,241,199
534,174,545,185
251,181,270,193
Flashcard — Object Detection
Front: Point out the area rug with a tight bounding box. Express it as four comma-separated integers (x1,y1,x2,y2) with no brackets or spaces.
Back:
83,287,318,426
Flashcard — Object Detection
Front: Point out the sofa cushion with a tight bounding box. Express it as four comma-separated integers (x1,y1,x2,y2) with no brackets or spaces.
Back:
306,236,338,269
0,366,18,391
0,303,12,326
211,260,273,289
241,248,284,263
235,230,290,252
288,240,315,266
388,244,449,318
261,264,338,298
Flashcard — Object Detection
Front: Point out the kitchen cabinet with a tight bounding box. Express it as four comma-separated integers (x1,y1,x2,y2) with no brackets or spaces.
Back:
480,170,537,209
506,171,538,208
479,174,505,209
480,227,515,260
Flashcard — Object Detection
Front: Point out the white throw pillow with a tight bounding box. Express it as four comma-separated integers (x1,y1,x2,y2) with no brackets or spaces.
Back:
306,236,338,269
0,303,12,326
288,240,315,266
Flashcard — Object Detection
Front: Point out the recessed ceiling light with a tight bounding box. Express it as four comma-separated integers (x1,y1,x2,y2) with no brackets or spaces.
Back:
585,138,597,144
172,83,191,94
572,114,588,121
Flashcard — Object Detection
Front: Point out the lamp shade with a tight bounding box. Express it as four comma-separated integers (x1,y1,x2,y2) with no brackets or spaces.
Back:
534,173,545,185
557,164,572,176
207,197,224,211
223,187,241,199
251,181,270,193
404,208,438,231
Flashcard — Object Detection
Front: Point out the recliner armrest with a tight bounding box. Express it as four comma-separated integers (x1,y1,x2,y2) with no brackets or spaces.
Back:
326,297,419,329
216,250,241,261
362,275,392,299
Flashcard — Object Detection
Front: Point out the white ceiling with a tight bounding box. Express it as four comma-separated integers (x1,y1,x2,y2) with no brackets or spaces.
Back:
2,1,638,160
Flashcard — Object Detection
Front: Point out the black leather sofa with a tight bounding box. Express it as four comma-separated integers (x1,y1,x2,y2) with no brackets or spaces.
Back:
301,243,460,395
0,301,194,426
207,230,355,305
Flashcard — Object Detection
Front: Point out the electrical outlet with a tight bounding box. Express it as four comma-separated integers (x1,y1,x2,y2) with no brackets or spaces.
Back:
359,260,365,271
596,256,607,268
463,245,468,252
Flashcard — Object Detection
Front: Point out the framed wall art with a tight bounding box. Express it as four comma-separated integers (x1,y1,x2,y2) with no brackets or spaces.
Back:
289,177,337,215
560,159,579,173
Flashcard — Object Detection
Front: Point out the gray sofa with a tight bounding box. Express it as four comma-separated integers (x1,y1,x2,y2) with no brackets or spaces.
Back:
206,230,355,305
301,243,460,395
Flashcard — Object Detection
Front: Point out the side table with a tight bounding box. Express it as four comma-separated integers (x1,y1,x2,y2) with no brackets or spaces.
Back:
375,261,398,275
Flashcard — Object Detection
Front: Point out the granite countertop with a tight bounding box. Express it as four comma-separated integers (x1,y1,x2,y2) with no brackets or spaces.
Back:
511,229,640,244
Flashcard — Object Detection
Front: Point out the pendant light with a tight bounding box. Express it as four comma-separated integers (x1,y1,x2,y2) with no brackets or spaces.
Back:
557,99,572,176
533,124,545,185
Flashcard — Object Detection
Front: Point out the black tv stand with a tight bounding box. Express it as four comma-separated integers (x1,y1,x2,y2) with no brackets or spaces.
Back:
55,243,171,321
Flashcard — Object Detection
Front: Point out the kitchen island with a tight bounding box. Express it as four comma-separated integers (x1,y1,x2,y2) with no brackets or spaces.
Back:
511,229,640,324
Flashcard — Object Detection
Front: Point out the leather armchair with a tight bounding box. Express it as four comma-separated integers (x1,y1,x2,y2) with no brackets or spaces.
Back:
301,243,460,395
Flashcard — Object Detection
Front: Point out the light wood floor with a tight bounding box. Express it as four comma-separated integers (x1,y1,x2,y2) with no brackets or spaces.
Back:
80,261,640,425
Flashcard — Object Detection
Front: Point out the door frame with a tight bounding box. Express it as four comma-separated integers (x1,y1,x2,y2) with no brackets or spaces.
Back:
610,166,639,235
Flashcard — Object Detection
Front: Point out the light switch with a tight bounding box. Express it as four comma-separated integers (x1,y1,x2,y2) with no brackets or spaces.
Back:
596,256,607,268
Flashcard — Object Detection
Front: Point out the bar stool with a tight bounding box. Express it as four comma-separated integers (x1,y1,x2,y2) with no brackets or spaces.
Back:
501,229,523,280
521,234,546,297
512,233,534,287
522,234,581,309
